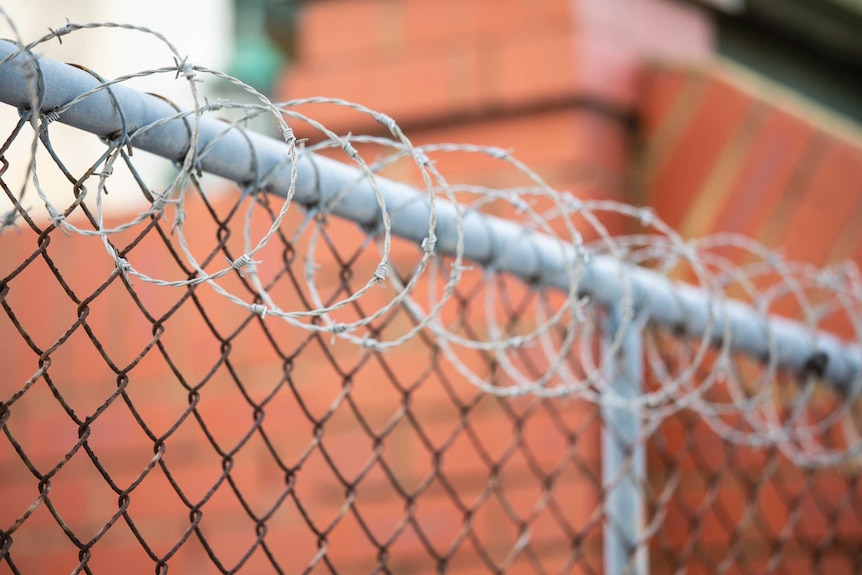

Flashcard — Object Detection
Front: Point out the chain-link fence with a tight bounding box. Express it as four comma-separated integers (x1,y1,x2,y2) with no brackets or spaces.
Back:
2,21,862,575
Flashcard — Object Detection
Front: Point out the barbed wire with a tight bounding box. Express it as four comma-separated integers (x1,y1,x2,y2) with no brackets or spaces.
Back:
1,15,861,475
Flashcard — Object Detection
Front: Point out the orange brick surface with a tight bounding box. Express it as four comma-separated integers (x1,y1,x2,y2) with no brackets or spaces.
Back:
640,63,862,268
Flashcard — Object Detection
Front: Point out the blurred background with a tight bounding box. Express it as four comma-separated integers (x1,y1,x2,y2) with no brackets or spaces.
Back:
3,0,862,573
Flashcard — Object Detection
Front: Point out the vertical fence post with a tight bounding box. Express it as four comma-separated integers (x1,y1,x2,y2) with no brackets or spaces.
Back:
601,304,647,575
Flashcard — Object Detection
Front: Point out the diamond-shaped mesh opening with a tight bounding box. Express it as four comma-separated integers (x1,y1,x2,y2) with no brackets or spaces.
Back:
3,247,81,355
4,376,81,475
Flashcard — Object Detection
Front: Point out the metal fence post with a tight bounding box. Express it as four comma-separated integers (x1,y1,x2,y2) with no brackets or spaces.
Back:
602,304,647,575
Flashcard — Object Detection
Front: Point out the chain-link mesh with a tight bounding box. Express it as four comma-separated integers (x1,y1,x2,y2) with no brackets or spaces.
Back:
1,19,861,575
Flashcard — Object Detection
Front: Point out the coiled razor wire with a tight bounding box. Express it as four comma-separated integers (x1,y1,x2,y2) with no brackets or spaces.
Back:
1,17,861,470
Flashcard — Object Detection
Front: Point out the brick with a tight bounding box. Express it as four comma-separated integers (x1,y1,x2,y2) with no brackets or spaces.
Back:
0,477,45,528
284,15,640,138
406,389,464,442
409,494,466,555
77,255,143,364
122,464,201,523
248,516,321,574
252,392,321,463
77,537,158,575
11,383,81,471
829,194,862,265
0,312,41,389
341,354,417,430
324,512,391,571
794,487,835,540
413,108,622,181
708,108,816,238
573,33,642,110
639,67,691,138
38,228,118,310
2,505,71,558
191,372,275,450
317,415,379,483
780,139,862,265
492,475,600,541
493,25,579,109
282,350,356,425
299,0,578,68
350,483,417,543
755,479,791,538
675,104,769,237
468,0,574,42
721,554,814,575
187,516,268,573
801,139,862,211
656,497,693,551
47,463,117,538
297,0,385,65
811,555,858,575
3,247,79,355
0,220,32,282
78,399,155,466
521,401,600,471
41,322,121,402
148,441,229,508
4,546,80,575
287,47,482,136
836,505,862,542
649,75,754,232
779,141,862,264
776,199,840,265
289,446,354,519
400,0,474,51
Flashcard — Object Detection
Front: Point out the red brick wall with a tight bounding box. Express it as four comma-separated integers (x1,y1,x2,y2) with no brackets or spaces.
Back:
639,63,862,266
638,61,862,339
637,62,862,573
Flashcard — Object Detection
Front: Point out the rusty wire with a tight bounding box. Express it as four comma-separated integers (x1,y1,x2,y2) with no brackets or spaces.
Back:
1,17,862,575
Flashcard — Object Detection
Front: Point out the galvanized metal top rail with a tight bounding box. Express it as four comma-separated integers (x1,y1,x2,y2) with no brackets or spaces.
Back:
1,39,859,391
